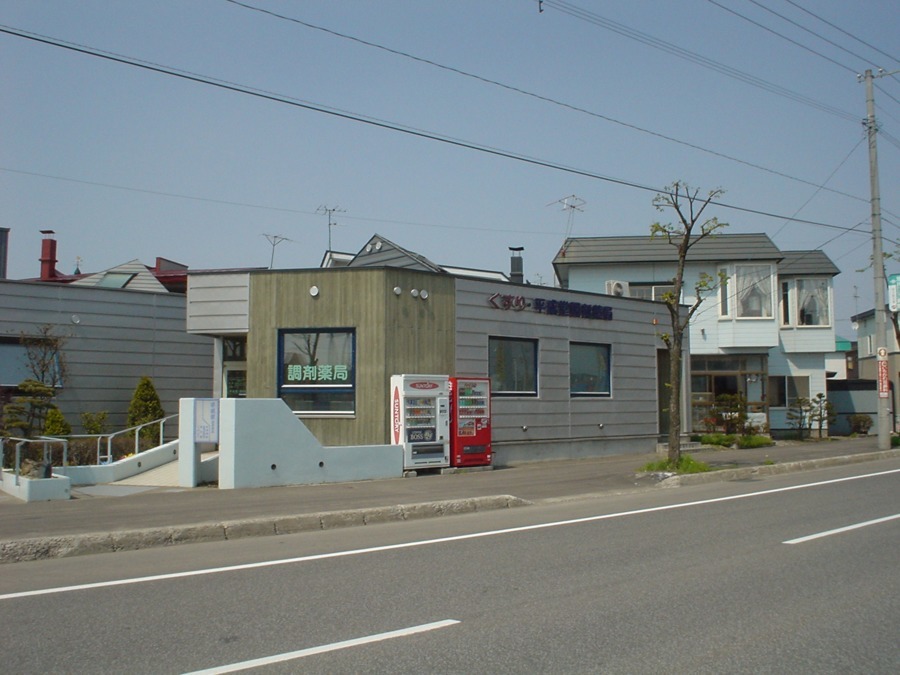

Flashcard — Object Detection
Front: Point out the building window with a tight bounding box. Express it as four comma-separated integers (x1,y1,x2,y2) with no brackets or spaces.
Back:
630,284,675,302
767,375,809,408
781,281,791,325
279,329,355,415
489,337,538,396
735,265,772,318
570,342,611,396
719,268,729,316
796,279,829,326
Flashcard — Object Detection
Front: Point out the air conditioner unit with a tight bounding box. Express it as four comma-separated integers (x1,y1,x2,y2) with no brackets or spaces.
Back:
605,280,629,297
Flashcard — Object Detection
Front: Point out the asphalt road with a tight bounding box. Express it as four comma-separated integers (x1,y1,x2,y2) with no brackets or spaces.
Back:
1,459,898,674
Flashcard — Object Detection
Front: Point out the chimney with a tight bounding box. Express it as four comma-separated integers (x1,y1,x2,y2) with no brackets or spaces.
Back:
509,246,524,284
0,227,9,279
39,230,58,280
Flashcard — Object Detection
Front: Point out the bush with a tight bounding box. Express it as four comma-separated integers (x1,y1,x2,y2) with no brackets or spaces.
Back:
700,433,736,448
848,414,873,435
127,376,165,441
736,434,773,449
641,453,711,474
43,406,71,436
80,411,109,435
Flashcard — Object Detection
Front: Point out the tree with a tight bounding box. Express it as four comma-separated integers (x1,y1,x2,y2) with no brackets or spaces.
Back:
43,406,71,436
651,181,728,467
22,324,68,388
127,376,165,442
808,392,835,439
786,396,813,440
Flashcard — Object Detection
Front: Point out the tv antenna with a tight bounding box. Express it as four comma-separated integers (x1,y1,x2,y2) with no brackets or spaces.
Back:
317,205,346,251
548,195,586,241
263,233,292,269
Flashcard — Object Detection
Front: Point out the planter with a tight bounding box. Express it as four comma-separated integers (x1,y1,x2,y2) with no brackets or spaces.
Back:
0,469,71,502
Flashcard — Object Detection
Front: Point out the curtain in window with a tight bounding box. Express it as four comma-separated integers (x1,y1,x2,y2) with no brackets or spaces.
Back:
736,265,772,317
797,279,829,325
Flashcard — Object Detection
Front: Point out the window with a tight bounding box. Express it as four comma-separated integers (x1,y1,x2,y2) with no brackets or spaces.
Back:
719,268,729,316
767,375,809,407
735,265,772,318
796,279,829,326
96,272,137,288
630,284,675,302
781,281,791,325
489,337,537,396
279,329,355,415
570,342,611,396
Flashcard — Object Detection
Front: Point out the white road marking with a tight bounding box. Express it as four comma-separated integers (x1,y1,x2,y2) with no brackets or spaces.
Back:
182,619,460,674
783,513,900,544
1,468,898,601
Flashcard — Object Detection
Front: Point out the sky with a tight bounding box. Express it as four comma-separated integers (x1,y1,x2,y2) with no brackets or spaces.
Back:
2,0,898,338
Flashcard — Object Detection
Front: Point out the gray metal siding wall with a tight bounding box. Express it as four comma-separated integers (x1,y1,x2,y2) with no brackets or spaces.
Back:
0,280,213,433
454,278,663,463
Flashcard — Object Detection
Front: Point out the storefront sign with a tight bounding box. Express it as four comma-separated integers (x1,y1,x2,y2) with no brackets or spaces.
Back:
285,364,350,383
488,293,613,321
878,357,890,399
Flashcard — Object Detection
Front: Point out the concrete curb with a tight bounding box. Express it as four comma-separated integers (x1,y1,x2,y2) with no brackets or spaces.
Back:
657,449,900,488
0,495,531,564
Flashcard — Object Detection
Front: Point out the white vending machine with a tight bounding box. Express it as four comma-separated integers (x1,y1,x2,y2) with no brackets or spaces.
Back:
390,374,450,470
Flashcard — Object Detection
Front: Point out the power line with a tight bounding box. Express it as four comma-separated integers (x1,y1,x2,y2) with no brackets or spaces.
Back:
0,24,873,235
707,0,867,74
539,0,859,123
781,0,900,66
223,0,871,207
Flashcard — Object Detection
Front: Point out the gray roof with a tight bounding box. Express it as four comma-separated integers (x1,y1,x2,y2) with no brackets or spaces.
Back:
553,233,781,285
776,250,839,276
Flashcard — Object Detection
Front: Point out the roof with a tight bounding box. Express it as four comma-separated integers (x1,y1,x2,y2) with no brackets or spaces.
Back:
552,233,782,286
776,250,840,276
349,234,446,273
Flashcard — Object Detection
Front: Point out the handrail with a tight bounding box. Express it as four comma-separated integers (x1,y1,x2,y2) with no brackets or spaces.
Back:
1,436,68,485
42,414,179,464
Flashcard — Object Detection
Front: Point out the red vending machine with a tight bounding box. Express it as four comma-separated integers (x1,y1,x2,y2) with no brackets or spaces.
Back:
449,377,492,467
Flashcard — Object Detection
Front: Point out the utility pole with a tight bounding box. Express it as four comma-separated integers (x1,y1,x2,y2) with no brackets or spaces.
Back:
860,68,896,449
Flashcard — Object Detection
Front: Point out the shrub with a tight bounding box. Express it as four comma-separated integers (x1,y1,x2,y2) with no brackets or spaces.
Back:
80,411,109,435
43,406,71,436
848,414,873,435
127,376,165,442
736,434,773,449
700,433,736,448
641,453,711,474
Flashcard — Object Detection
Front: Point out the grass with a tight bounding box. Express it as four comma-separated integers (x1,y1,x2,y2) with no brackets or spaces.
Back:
641,453,711,474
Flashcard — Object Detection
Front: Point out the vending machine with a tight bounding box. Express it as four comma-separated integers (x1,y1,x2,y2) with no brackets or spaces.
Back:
390,374,450,470
449,377,492,467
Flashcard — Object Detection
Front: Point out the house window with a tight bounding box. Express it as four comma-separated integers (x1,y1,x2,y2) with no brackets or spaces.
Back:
630,284,675,302
767,375,809,407
489,337,538,396
570,342,611,396
719,268,729,316
279,329,355,415
796,279,829,326
781,281,791,325
735,265,772,318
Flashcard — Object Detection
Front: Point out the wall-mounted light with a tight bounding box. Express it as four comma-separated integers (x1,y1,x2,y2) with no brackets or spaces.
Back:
309,285,320,297
393,286,402,296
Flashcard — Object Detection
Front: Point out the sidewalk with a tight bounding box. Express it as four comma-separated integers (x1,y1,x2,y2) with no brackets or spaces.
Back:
1,437,897,564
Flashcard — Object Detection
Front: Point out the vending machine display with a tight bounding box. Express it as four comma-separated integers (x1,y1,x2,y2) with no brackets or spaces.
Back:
450,377,492,467
390,374,450,469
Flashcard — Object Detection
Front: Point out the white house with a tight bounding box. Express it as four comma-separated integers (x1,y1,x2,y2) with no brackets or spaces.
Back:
553,233,839,435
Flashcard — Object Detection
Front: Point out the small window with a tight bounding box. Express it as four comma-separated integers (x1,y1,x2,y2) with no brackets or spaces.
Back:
489,337,538,396
767,375,809,407
570,342,611,396
279,329,355,415
797,279,829,326
719,269,729,316
781,281,791,325
96,272,137,288
735,265,772,318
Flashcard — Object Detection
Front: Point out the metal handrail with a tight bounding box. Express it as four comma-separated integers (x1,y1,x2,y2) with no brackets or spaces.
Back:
42,414,179,464
1,436,68,486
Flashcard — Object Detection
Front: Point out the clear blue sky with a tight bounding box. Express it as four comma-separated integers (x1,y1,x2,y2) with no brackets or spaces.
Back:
2,1,898,337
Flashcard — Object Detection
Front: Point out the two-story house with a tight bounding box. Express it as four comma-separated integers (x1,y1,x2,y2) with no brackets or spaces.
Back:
553,233,839,435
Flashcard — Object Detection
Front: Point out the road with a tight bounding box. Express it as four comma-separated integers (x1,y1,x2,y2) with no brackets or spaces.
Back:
1,460,898,673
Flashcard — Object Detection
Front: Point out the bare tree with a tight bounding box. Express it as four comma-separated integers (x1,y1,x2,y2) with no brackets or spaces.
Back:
21,324,68,388
651,181,727,467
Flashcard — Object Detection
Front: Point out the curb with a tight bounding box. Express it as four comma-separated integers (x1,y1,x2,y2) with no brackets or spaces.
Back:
658,449,900,488
0,494,531,565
